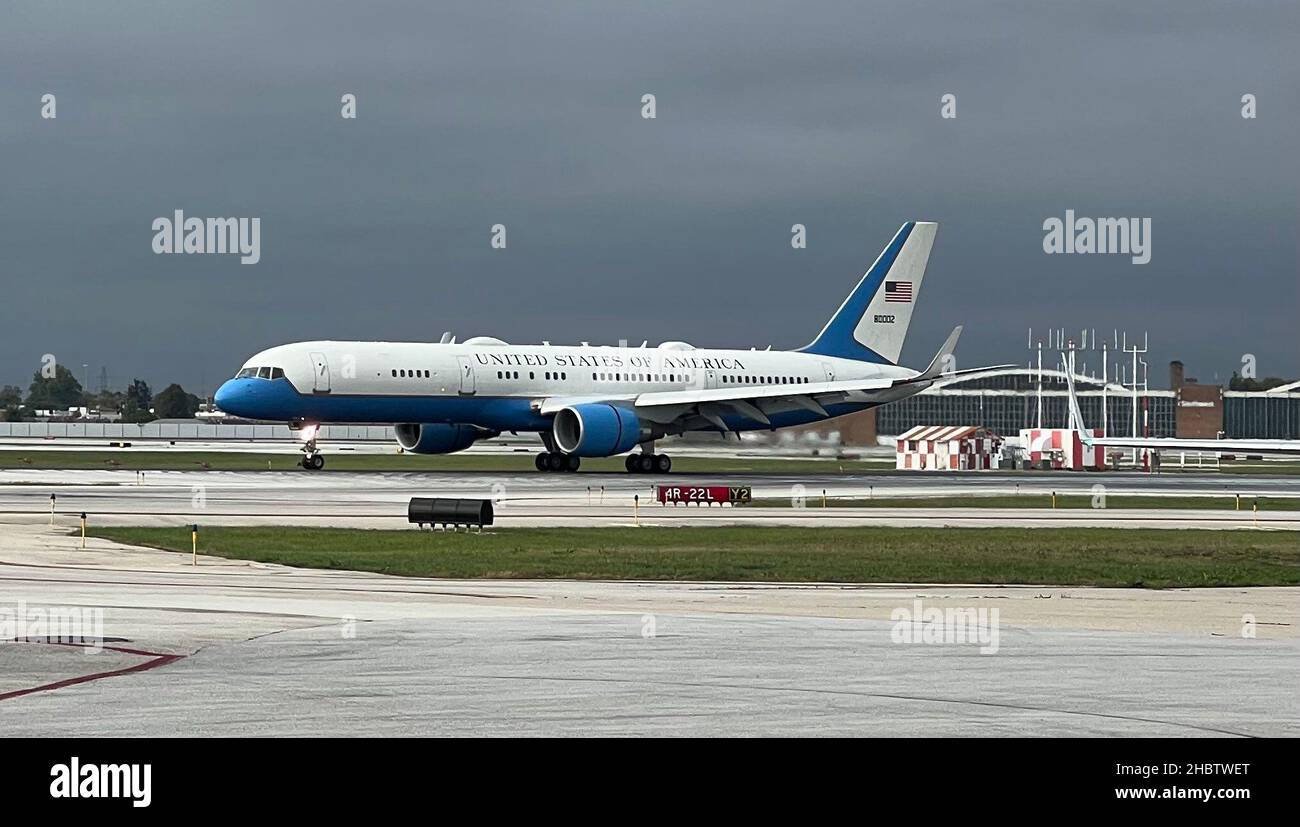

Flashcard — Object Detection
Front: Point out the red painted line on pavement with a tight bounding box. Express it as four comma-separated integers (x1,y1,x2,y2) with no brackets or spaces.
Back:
0,640,183,702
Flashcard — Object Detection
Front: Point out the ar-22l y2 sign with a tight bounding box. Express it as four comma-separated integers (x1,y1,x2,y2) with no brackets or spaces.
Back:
656,485,752,505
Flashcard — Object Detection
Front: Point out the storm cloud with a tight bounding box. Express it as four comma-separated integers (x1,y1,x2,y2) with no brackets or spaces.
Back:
1,0,1296,395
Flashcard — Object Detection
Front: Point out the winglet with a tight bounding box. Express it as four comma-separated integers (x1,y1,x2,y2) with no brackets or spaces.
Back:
918,326,962,380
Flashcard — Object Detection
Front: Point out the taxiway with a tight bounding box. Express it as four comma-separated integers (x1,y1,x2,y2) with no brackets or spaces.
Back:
2,468,1298,529
1,522,1295,736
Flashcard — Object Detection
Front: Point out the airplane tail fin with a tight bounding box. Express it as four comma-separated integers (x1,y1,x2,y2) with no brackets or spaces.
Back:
798,221,937,365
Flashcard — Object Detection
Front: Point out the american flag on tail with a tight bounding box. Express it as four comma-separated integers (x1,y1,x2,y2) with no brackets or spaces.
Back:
884,280,913,303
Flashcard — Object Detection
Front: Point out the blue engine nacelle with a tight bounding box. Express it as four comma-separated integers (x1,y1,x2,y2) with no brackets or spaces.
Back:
552,404,643,457
394,423,494,455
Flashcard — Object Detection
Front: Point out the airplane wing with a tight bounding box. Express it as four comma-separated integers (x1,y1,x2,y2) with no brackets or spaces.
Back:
536,375,904,419
537,328,1014,432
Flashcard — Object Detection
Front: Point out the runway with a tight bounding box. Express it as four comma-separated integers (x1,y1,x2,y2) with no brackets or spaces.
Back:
2,468,1299,529
1,523,1296,736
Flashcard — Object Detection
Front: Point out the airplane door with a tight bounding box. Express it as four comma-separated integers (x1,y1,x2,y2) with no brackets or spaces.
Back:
821,362,836,382
705,368,719,390
310,352,331,393
457,356,476,395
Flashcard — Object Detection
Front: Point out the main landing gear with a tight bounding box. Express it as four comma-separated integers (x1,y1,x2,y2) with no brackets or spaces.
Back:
625,453,672,474
535,452,581,472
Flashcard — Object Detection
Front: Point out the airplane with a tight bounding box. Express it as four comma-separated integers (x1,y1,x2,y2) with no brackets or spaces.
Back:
1060,357,1300,457
214,221,1010,472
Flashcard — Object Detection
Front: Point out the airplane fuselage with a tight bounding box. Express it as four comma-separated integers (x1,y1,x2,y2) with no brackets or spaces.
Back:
215,339,918,433
211,221,986,471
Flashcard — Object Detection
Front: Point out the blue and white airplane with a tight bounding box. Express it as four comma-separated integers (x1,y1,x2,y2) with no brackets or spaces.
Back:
214,221,1004,472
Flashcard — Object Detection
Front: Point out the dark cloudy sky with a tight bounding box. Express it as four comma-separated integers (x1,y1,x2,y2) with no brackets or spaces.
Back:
2,1,1296,396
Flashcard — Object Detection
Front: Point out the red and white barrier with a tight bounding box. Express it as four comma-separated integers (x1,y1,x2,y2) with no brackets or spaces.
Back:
896,425,1004,471
1019,428,1105,470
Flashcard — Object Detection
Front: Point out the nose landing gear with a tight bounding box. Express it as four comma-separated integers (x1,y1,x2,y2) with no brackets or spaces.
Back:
299,431,325,470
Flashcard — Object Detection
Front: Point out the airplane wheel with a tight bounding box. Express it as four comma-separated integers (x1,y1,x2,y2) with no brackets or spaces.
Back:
655,454,672,474
637,454,655,473
548,452,568,472
535,453,549,472
565,454,581,472
625,454,637,473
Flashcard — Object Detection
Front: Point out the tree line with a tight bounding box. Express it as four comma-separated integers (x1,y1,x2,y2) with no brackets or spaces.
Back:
0,366,202,423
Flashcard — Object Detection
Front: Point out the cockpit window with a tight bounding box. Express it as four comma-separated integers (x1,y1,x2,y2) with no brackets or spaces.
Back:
236,366,285,380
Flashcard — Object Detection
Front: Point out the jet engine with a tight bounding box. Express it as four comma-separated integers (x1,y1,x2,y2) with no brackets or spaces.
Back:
552,403,645,457
394,423,496,455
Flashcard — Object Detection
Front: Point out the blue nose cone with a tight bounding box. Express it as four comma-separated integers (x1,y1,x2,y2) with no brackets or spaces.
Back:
213,376,302,421
214,379,242,414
